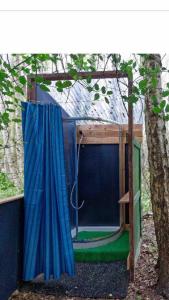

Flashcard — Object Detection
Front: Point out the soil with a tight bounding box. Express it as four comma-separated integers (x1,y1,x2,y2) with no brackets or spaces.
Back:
10,215,165,300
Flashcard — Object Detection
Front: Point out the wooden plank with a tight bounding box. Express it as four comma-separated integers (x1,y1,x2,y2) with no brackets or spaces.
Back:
77,136,121,144
76,124,142,144
77,124,142,132
119,192,129,204
119,127,126,227
0,194,24,205
77,136,142,144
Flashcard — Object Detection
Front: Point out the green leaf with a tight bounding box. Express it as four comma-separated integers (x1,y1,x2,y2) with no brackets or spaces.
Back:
122,95,128,102
133,61,137,68
94,83,99,91
86,76,92,84
162,90,169,97
55,81,62,88
35,76,44,83
87,86,93,93
165,104,169,113
62,80,72,88
128,94,138,103
139,67,146,76
1,112,10,125
98,54,103,61
90,66,96,72
107,90,113,95
70,54,78,60
139,79,148,91
36,54,50,61
167,83,169,89
6,108,15,112
101,86,106,94
39,84,50,92
15,86,24,95
22,67,30,74
0,70,7,81
164,114,169,121
160,100,166,109
69,68,78,80
56,87,63,92
5,100,13,105
105,97,109,104
152,106,161,114
133,86,140,95
12,118,21,123
43,79,51,86
151,95,158,105
19,76,26,85
94,93,100,100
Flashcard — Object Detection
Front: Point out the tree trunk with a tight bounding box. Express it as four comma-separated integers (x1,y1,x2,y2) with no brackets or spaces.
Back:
144,54,169,297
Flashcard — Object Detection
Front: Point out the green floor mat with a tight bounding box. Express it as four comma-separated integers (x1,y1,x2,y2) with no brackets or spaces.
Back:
75,231,111,241
74,231,129,262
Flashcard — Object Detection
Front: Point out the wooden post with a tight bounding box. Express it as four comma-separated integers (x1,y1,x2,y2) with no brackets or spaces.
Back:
128,78,135,281
119,125,126,227
27,78,36,101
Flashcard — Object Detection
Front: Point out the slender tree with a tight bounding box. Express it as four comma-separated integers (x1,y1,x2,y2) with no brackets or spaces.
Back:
144,54,169,297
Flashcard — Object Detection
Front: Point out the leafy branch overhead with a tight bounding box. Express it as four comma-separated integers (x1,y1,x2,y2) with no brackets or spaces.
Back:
0,53,169,129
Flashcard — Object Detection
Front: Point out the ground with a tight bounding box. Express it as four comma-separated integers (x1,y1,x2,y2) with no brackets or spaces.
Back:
10,215,165,300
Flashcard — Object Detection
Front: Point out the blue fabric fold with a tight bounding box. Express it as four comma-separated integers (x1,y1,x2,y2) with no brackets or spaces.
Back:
21,102,75,281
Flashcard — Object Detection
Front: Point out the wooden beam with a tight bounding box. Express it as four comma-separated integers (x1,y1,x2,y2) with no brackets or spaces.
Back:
28,70,127,81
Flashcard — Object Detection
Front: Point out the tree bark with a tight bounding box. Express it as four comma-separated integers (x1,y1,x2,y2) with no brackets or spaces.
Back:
144,54,169,297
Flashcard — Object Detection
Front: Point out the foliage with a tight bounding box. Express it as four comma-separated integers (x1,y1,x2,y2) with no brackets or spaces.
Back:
0,172,22,199
141,183,152,213
0,53,169,132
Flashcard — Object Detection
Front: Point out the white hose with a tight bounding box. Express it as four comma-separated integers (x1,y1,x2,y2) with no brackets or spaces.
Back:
70,134,85,210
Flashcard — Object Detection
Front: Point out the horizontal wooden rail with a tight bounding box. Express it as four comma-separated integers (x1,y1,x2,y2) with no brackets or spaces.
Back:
0,194,24,205
77,124,142,144
28,70,127,81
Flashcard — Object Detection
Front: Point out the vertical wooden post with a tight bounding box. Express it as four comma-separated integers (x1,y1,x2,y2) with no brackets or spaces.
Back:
27,78,36,101
119,125,125,227
128,78,135,281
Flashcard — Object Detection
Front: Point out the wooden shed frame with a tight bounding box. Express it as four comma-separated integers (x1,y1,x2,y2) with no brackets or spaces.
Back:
27,70,143,280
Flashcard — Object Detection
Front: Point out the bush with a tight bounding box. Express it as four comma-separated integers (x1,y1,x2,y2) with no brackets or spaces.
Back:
0,172,21,199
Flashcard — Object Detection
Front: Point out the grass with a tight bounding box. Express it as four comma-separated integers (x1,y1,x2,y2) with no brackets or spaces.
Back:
74,230,129,263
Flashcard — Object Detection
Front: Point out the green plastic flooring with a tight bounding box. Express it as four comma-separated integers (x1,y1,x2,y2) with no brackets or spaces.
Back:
74,231,129,262
76,231,111,241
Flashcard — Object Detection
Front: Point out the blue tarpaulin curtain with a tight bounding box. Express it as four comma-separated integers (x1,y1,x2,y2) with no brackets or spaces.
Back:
36,85,77,229
22,102,75,281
